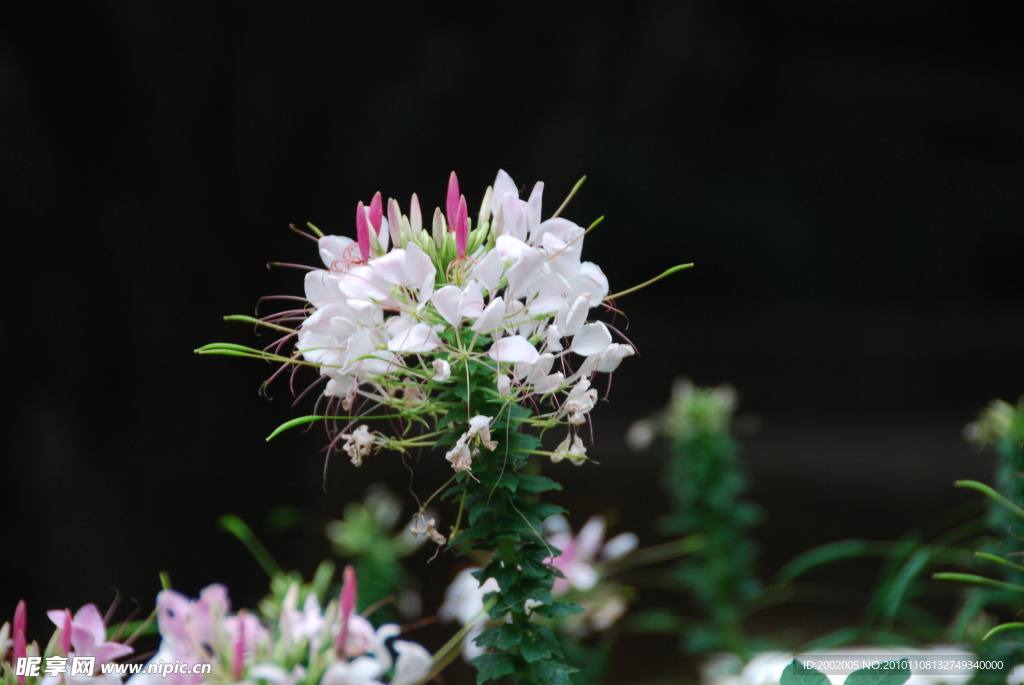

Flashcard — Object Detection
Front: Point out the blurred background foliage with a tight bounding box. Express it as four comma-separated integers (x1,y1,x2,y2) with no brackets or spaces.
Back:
1,1,1022,682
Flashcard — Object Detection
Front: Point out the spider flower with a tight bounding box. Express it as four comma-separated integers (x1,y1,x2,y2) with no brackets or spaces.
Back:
201,169,659,475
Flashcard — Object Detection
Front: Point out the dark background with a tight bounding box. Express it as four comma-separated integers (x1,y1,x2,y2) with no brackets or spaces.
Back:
2,0,1022,680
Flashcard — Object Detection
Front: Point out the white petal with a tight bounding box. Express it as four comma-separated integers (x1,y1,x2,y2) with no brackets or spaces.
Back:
390,641,433,685
304,270,341,308
542,229,583,279
372,248,407,286
526,272,572,315
560,294,592,337
532,217,580,246
505,247,545,299
379,217,390,252
488,335,539,364
569,262,609,303
496,234,529,262
567,563,599,591
596,343,635,373
531,371,566,394
527,181,544,238
458,281,485,319
387,323,440,353
471,296,506,334
492,169,518,218
404,242,436,301
339,265,394,304
572,321,612,357
318,235,355,268
471,248,505,293
600,532,639,560
501,192,528,241
431,286,463,327
576,516,606,562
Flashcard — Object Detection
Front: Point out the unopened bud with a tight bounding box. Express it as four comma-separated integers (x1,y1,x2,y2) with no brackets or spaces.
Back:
479,186,493,226
410,193,422,233
432,208,446,248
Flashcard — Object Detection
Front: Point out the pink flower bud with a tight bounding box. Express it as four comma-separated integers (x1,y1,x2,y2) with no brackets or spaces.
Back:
14,601,26,685
368,192,383,231
355,201,370,262
60,609,72,654
446,171,460,233
336,565,357,654
456,195,468,258
233,612,246,681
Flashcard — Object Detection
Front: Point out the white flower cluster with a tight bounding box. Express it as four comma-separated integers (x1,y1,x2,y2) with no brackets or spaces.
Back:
290,170,633,468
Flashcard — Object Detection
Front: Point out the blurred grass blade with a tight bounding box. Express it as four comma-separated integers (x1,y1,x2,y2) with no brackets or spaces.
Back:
983,622,1024,641
955,480,1024,520
933,572,1024,594
219,514,283,578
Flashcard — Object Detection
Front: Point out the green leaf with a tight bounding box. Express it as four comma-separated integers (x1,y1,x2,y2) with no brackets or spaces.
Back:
780,660,830,685
523,502,566,521
845,661,910,685
534,660,579,685
517,475,562,495
471,653,517,685
495,624,525,650
530,601,582,618
477,560,519,590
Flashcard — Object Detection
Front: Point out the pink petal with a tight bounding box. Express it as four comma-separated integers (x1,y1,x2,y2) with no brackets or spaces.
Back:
73,604,107,646
355,201,370,262
93,642,133,664
488,336,539,364
61,610,72,653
